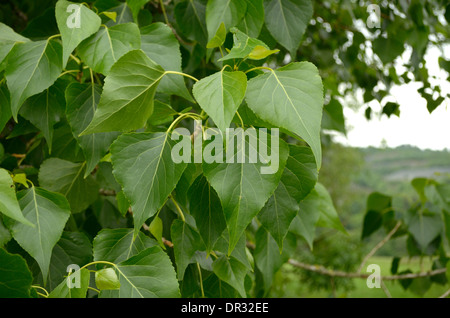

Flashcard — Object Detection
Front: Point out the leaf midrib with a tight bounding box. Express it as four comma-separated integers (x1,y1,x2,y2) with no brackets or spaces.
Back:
64,162,86,197
31,187,45,268
88,70,165,132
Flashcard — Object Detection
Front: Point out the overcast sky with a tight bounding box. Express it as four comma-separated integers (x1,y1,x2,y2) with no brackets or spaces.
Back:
332,45,450,151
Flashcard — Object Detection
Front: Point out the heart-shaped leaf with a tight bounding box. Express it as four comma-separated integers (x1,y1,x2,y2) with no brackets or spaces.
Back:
193,69,247,133
81,50,165,135
245,62,324,168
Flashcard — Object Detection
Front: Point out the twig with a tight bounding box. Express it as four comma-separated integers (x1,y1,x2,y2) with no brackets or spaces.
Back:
159,0,169,25
248,238,446,281
357,221,402,273
287,259,446,280
162,237,174,248
380,280,392,298
141,222,174,248
439,289,450,298
170,195,186,222
99,189,116,196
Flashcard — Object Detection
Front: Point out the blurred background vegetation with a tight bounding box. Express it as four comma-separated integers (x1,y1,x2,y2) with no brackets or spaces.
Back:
270,143,450,297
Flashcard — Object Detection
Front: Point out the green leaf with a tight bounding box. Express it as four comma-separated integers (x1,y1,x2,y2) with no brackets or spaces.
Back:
93,228,157,264
42,231,93,291
0,219,11,248
5,38,63,120
258,145,317,250
439,57,450,74
7,187,71,284
65,82,120,177
407,208,443,253
80,50,165,135
219,28,276,61
100,246,180,298
126,0,150,22
0,83,12,132
314,183,346,233
0,168,33,227
171,219,205,281
48,268,90,298
361,192,392,239
55,0,102,66
263,0,313,56
212,254,248,298
140,23,193,102
19,79,66,153
175,163,203,208
18,7,58,39
104,3,133,26
422,92,445,114
93,196,128,229
237,0,264,38
205,0,247,42
193,69,247,133
147,100,178,126
203,273,239,297
248,45,279,60
373,36,405,64
283,145,318,202
289,199,320,249
322,98,346,134
203,133,288,253
116,191,130,216
102,11,118,22
206,22,226,48
382,101,400,118
149,216,165,249
214,231,252,270
253,227,284,292
258,182,297,252
0,248,33,298
390,257,401,274
110,132,187,235
409,277,432,297
96,267,121,290
411,177,428,204
187,175,226,254
38,158,99,213
50,122,86,162
6,116,39,139
290,183,345,240
245,62,324,168
77,23,141,75
174,0,208,46
0,22,29,72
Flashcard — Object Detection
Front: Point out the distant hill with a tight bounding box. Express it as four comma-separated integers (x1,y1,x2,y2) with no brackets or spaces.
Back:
359,145,450,181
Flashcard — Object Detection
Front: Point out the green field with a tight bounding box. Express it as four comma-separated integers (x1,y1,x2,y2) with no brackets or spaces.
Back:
271,256,449,298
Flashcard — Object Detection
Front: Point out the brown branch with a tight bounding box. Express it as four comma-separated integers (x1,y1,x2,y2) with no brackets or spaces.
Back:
287,259,446,281
439,289,450,298
141,222,173,248
99,189,116,196
357,220,402,273
380,280,392,298
11,153,26,159
162,237,174,248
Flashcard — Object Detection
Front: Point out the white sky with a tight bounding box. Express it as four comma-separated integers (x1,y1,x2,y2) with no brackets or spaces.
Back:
332,45,450,151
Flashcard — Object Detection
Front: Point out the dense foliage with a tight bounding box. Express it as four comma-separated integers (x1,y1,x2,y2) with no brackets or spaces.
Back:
0,0,449,298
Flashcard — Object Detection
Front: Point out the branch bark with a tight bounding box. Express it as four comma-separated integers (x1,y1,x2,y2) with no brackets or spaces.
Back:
99,189,116,196
357,221,402,273
439,289,450,298
287,259,446,281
